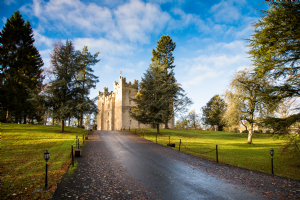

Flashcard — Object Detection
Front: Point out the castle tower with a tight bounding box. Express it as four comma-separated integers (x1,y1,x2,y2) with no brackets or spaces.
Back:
97,76,174,130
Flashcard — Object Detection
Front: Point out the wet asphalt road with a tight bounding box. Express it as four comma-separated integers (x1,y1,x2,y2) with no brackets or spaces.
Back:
99,130,265,200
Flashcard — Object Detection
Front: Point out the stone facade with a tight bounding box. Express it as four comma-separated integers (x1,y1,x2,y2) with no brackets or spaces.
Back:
97,76,174,130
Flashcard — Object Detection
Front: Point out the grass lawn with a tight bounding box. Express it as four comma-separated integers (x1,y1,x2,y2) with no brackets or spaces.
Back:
1,123,86,199
130,128,300,180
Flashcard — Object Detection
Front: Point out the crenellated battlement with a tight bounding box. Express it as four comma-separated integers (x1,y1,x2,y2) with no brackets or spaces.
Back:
98,87,114,100
113,76,138,89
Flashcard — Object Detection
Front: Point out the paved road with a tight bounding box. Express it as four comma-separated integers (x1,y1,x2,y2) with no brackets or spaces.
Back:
100,130,265,200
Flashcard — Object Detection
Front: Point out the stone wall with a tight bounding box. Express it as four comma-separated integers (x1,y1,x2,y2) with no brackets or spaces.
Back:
97,76,174,130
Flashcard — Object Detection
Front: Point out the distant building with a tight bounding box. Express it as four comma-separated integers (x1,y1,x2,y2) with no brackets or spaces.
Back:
97,76,174,130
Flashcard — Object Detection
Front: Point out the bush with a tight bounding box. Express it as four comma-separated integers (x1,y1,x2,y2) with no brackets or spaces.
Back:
281,135,300,166
242,130,249,133
254,130,263,134
266,130,272,134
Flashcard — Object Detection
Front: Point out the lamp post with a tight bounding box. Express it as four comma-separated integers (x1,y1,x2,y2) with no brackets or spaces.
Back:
270,148,274,174
76,135,78,148
44,150,50,190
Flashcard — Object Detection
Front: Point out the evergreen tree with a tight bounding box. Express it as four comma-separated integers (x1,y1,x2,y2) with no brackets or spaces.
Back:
75,46,100,128
0,11,44,123
46,40,79,131
130,60,177,135
201,95,227,131
151,35,176,70
247,2,300,129
151,35,191,128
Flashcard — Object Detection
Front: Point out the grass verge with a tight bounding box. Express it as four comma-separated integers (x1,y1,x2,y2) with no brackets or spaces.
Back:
1,123,86,199
129,128,300,180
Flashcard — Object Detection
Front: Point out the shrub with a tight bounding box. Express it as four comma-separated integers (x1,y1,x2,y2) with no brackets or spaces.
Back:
266,130,272,134
242,130,249,133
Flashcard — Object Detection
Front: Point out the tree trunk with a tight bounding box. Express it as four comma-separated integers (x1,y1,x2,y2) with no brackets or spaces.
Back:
68,117,70,126
52,117,54,126
164,121,169,129
6,108,12,123
156,123,160,134
61,119,65,132
80,112,83,128
23,115,27,124
248,123,253,144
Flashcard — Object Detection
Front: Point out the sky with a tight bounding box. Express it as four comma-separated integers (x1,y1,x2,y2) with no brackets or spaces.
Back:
1,0,270,119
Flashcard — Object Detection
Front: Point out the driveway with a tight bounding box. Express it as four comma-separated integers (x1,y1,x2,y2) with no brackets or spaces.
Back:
52,130,300,200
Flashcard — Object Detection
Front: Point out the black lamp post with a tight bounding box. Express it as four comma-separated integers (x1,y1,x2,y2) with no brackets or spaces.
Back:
76,135,78,148
44,150,50,190
270,148,274,174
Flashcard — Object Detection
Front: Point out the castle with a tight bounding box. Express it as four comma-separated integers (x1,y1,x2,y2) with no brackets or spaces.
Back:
97,76,174,130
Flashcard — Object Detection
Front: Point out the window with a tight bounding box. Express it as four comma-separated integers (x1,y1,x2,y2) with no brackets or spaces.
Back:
108,112,109,116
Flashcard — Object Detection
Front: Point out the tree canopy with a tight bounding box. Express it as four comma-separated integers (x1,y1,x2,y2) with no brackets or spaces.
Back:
0,11,44,123
75,46,100,128
223,69,274,143
46,40,80,131
247,1,300,134
201,95,226,131
130,60,177,134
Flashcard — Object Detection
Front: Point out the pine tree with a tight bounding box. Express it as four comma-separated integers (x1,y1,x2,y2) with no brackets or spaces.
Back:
247,2,300,129
76,46,100,128
151,35,177,128
46,40,79,131
0,11,44,123
130,60,177,134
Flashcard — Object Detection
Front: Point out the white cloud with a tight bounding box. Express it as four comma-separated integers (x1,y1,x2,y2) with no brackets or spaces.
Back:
73,37,135,56
210,0,246,23
20,0,171,44
4,0,16,5
137,61,146,68
178,40,251,88
33,29,53,47
2,17,7,24
168,8,208,32
114,0,170,43
102,64,114,73
21,0,115,36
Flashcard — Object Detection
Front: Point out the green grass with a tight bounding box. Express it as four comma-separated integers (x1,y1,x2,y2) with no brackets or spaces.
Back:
1,123,86,199
130,128,300,180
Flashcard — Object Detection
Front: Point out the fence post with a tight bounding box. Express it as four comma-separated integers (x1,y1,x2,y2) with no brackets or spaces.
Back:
71,145,74,167
179,139,181,151
156,133,157,143
216,144,218,163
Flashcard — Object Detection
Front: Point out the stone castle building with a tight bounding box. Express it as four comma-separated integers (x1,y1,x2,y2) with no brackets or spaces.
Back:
97,76,174,130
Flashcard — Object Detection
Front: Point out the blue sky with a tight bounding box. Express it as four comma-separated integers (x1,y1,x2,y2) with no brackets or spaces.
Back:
1,0,269,118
